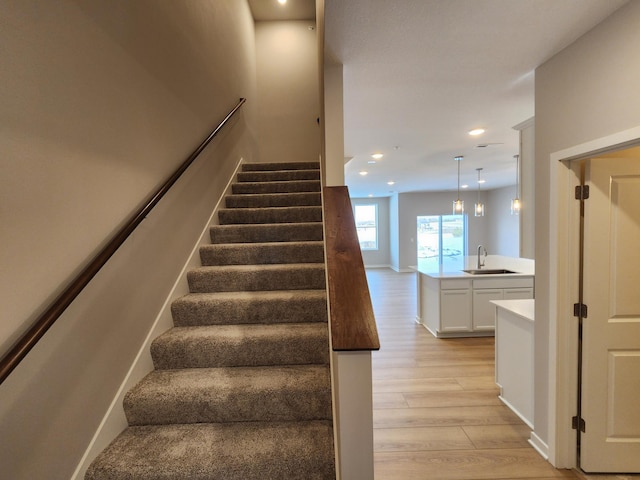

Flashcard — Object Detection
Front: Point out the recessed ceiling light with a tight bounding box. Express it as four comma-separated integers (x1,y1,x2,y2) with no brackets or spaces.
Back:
461,184,469,189
359,171,368,176
468,128,485,136
387,181,395,185
371,153,383,159
368,160,376,164
478,179,486,184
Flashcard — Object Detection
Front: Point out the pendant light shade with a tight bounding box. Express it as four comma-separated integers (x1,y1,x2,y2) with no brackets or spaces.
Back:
511,154,521,215
475,167,485,217
453,156,464,214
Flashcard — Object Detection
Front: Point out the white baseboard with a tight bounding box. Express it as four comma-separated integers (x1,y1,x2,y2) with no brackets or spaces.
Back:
389,265,414,273
529,431,550,460
71,158,244,480
363,264,390,269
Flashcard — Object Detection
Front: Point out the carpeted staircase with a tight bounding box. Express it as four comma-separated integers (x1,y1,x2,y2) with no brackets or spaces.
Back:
86,162,336,480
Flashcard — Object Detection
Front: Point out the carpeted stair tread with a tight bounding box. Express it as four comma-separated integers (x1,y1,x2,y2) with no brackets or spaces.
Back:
86,162,335,479
187,263,326,292
84,421,335,480
237,169,320,182
242,162,320,172
232,180,321,194
199,241,324,265
218,205,322,224
210,222,323,244
171,290,328,326
225,192,321,208
151,323,330,369
123,365,332,425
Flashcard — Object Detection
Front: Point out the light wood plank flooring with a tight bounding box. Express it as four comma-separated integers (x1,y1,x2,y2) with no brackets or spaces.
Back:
367,268,639,480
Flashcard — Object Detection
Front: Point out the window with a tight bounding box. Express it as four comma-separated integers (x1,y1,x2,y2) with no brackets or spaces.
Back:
354,204,378,250
417,214,467,271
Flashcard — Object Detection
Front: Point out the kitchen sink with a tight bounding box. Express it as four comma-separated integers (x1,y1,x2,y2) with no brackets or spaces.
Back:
462,269,517,275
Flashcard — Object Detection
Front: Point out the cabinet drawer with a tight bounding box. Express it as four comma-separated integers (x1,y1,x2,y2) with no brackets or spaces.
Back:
503,287,534,300
441,279,472,290
472,277,533,289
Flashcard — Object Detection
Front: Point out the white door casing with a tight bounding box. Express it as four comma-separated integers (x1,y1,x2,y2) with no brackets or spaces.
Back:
580,155,640,472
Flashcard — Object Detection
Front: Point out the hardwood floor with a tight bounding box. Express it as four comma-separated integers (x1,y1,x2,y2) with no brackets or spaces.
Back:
366,268,639,480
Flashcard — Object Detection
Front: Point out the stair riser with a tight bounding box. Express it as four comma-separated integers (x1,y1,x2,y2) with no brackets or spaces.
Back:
210,223,323,244
218,206,322,225
124,368,332,425
232,181,321,194
237,170,320,182
171,292,328,326
199,242,324,266
151,327,330,369
187,266,326,292
225,192,321,208
242,162,320,172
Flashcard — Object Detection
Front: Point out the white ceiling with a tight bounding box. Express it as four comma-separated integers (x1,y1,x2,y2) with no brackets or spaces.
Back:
249,0,628,197
324,0,628,197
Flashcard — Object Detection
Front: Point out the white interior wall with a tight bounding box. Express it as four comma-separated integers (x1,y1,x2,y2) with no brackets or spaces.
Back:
535,0,640,462
389,193,400,271
351,197,391,267
487,186,520,258
396,190,491,271
515,118,536,259
0,1,257,478
256,20,320,163
373,189,519,271
323,64,345,186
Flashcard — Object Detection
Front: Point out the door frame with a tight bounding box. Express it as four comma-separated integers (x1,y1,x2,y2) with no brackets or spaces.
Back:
548,125,640,468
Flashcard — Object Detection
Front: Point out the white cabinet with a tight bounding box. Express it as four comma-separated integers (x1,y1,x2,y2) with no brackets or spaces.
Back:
440,289,472,333
418,273,534,338
473,289,504,330
470,278,534,332
472,284,534,331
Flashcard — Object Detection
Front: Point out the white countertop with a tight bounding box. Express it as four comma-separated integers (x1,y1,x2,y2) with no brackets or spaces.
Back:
491,299,535,322
413,255,535,279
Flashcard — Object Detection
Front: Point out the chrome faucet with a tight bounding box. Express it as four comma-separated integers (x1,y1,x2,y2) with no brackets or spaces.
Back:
477,245,487,269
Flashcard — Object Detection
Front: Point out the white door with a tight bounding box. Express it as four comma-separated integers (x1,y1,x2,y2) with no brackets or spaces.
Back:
580,155,640,472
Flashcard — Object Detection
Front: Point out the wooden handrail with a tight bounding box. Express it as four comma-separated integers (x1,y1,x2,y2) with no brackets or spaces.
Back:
0,97,246,384
323,186,380,351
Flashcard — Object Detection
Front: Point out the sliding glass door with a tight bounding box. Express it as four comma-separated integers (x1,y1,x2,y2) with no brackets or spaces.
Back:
417,215,466,271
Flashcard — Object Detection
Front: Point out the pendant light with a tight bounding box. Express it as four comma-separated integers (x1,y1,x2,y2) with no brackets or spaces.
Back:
511,154,521,215
453,156,464,214
475,168,485,217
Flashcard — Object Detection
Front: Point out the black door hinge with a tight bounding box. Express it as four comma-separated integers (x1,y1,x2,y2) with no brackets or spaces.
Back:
574,303,588,318
572,415,586,432
575,185,590,200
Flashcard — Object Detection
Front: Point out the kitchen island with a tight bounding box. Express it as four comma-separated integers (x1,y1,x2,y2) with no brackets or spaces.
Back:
414,255,534,338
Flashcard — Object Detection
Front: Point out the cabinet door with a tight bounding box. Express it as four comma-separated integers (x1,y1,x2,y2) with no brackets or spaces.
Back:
472,289,503,331
440,290,472,333
503,287,534,300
